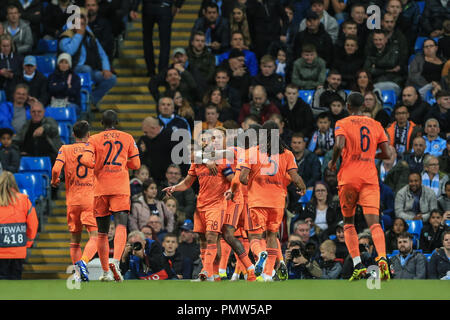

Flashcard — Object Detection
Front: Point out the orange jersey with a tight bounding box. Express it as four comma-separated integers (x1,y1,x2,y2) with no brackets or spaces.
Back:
335,115,388,186
239,146,297,208
81,129,140,196
53,143,94,206
228,146,244,204
188,163,233,211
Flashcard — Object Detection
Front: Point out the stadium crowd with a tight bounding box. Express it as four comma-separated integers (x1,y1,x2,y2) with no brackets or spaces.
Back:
0,0,450,280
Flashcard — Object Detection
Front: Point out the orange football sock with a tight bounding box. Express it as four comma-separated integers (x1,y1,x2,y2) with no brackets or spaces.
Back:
250,239,263,260
238,251,254,271
276,238,284,262
97,233,110,272
264,248,278,278
370,223,387,258
113,224,127,261
81,236,98,264
343,224,360,259
70,243,81,264
260,238,267,252
219,239,231,271
204,244,217,277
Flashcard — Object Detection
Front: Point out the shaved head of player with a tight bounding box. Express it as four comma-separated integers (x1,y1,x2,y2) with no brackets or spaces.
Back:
101,109,119,129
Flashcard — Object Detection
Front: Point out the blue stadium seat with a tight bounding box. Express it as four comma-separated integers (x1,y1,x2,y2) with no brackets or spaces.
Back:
298,189,313,210
19,156,52,179
425,90,436,105
407,219,423,249
37,39,58,54
298,90,314,105
78,72,93,93
14,173,45,201
424,253,432,262
337,18,344,25
45,106,77,125
446,220,450,227
381,90,397,108
58,122,71,145
417,1,425,15
408,54,415,67
0,90,5,102
35,55,56,74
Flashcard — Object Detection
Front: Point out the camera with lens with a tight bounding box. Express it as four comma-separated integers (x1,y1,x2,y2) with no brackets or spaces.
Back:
289,241,308,259
132,241,143,251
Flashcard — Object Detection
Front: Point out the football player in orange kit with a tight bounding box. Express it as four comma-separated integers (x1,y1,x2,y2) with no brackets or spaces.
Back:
51,120,97,281
80,110,140,281
328,93,392,281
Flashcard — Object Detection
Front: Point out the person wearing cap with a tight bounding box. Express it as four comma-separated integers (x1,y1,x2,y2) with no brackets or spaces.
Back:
298,0,339,43
130,0,185,77
47,53,81,114
58,9,116,111
291,9,333,66
2,4,33,56
0,127,20,173
177,219,200,264
9,55,48,106
425,90,450,136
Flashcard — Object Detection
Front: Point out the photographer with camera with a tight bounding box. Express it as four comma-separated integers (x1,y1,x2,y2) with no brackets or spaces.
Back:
120,231,177,280
285,240,322,279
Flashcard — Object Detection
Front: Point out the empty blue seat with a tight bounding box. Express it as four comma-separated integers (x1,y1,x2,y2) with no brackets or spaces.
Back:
446,220,450,227
407,219,423,248
425,90,436,105
0,90,5,102
19,156,52,178
45,107,77,125
58,122,71,144
14,173,46,200
381,90,397,108
35,55,56,74
298,90,314,105
417,1,425,15
78,73,93,92
37,39,58,54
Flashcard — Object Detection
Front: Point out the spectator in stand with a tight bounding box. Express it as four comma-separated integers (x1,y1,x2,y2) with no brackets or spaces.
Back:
395,172,438,222
219,48,251,105
333,221,349,260
334,19,359,52
177,219,200,264
2,4,33,56
279,84,314,138
13,0,42,46
158,164,196,220
422,155,449,197
268,113,292,146
290,219,321,252
363,29,403,97
328,96,349,129
130,178,175,234
386,105,419,158
292,9,333,66
238,85,279,124
251,54,285,105
332,36,364,90
385,0,420,52
0,83,30,133
148,214,168,243
285,239,322,279
10,55,48,106
42,0,72,40
438,181,450,213
425,90,450,136
298,0,339,43
377,144,398,183
47,53,81,114
389,232,427,279
312,69,347,117
407,39,446,99
308,112,334,157
213,67,242,117
362,91,391,128
0,128,20,173
438,20,450,60
420,0,450,38
201,86,234,122
138,116,177,184
157,96,191,133
343,2,370,48
420,209,450,253
0,34,23,99
58,10,116,112
423,118,447,157
186,31,216,94
217,31,258,77
163,196,186,233
161,233,193,279
385,217,409,254
350,69,381,98
402,136,428,174
428,230,450,279
0,171,38,280
291,43,326,90
318,240,343,279
201,104,223,131
229,4,252,50
85,0,114,64
130,164,150,197
192,2,230,55
171,90,195,131
439,138,450,175
12,98,62,164
400,86,430,127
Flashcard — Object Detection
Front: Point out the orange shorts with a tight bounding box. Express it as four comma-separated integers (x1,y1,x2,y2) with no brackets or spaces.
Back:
246,207,284,233
193,206,225,234
67,205,97,233
338,183,380,217
94,194,131,218
223,200,244,229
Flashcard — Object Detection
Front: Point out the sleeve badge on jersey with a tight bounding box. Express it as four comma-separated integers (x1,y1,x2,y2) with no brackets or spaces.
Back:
58,151,62,154
335,126,340,130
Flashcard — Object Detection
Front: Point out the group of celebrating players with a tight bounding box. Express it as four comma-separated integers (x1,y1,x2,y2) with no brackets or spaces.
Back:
51,91,394,282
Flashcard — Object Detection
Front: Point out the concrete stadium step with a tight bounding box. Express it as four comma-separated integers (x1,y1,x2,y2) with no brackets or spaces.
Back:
128,31,191,39
47,216,67,224
22,272,68,280
38,232,90,241
35,241,88,248
27,256,73,264
123,39,187,48
101,94,155,104
113,68,148,77
94,112,153,121
44,224,69,232
30,248,70,256
24,264,71,272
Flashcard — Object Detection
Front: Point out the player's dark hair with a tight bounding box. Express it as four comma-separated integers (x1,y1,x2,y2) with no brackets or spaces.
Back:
72,120,90,139
347,92,365,109
101,109,118,128
261,120,287,156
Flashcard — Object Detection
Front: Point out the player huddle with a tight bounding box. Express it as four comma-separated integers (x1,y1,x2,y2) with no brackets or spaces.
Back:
53,93,394,282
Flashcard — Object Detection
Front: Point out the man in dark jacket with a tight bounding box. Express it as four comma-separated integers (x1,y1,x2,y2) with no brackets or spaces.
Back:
157,96,190,133
402,136,428,173
401,86,430,126
12,0,42,45
86,0,114,64
213,68,242,120
428,230,450,279
419,210,449,253
420,0,450,37
425,90,450,137
42,0,72,39
219,49,252,105
191,2,229,54
162,233,193,279
312,69,347,116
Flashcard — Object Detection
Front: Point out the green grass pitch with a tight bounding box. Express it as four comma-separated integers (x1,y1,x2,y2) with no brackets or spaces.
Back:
0,280,449,300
